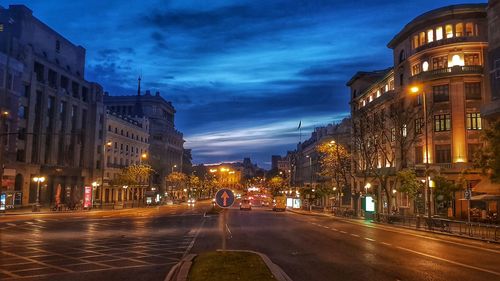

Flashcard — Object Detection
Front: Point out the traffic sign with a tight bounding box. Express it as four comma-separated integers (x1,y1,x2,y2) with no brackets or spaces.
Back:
464,188,472,200
215,189,235,208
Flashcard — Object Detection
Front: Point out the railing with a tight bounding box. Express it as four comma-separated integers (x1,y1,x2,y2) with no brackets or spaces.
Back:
374,214,500,242
410,65,484,82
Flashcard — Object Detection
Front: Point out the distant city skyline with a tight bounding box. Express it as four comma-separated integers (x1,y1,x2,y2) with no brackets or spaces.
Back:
12,0,486,168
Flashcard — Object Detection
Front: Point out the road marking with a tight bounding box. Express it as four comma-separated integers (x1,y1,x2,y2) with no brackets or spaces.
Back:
322,225,330,229
364,237,376,242
380,242,392,246
340,230,347,234
25,221,34,224
6,223,16,227
396,246,500,276
350,234,360,237
183,219,206,258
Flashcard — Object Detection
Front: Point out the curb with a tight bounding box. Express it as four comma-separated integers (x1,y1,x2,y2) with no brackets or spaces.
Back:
164,250,293,281
288,208,500,244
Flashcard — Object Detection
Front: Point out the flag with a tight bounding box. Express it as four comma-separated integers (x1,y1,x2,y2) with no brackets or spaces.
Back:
297,121,302,130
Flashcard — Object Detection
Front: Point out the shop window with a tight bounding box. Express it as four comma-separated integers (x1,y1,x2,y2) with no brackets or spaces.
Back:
436,26,443,41
445,25,453,38
466,113,482,130
455,23,463,37
434,114,451,132
465,23,474,36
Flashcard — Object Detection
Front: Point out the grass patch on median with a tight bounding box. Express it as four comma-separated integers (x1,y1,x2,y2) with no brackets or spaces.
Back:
189,251,276,281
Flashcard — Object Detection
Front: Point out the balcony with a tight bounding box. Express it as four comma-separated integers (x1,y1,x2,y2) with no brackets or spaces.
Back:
410,65,483,82
414,36,485,53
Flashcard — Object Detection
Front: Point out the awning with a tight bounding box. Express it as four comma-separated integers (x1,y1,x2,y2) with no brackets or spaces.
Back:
472,177,500,195
469,194,500,201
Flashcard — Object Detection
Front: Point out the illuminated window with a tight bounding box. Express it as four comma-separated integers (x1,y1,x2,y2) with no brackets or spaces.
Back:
376,90,381,98
434,114,451,132
413,35,419,49
369,95,373,102
391,128,396,142
432,56,448,69
422,61,429,72
419,32,426,46
455,23,463,37
427,29,434,43
436,26,443,40
389,80,394,90
445,25,453,38
464,53,480,66
451,54,464,67
466,113,482,130
435,145,451,163
402,124,407,137
385,84,389,92
465,23,474,36
412,64,421,75
414,117,424,134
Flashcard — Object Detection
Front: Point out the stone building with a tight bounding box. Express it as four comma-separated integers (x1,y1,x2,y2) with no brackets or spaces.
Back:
0,5,104,208
349,4,492,217
104,89,184,195
99,110,150,205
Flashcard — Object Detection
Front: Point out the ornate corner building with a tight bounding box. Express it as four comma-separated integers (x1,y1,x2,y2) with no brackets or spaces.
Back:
348,3,498,217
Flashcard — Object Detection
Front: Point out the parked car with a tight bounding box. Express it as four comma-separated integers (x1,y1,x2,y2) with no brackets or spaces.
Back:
187,198,196,206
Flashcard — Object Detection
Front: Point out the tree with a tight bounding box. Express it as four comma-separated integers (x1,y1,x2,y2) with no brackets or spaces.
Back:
267,176,287,196
166,172,187,199
111,164,154,187
396,169,424,214
474,119,500,182
317,141,351,190
188,175,201,197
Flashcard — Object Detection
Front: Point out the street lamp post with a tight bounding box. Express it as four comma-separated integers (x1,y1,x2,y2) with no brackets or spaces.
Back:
32,176,45,212
306,155,312,188
411,86,432,219
91,181,98,209
172,164,177,173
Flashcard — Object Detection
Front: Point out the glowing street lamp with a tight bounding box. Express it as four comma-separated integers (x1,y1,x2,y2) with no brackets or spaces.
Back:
32,176,45,212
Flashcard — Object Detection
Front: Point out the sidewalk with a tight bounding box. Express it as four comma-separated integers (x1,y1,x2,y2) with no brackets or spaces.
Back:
288,208,500,244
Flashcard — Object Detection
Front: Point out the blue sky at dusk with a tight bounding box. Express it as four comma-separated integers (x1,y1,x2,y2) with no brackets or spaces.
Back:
10,0,486,168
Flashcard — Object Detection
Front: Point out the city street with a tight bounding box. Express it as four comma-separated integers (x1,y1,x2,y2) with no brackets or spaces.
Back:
192,208,500,281
2,205,500,281
0,203,210,281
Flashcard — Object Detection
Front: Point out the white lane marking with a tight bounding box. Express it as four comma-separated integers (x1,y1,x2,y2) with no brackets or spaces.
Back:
6,223,16,227
381,242,392,246
322,225,330,229
183,219,206,258
365,238,376,242
25,221,34,224
396,246,500,276
340,230,347,234
350,234,360,238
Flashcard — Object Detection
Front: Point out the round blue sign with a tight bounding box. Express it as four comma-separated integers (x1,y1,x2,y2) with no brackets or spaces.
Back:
215,189,235,208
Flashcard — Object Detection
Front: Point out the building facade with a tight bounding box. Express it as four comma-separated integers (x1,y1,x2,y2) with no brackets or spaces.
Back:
0,5,104,208
99,110,150,205
349,4,492,217
104,89,184,195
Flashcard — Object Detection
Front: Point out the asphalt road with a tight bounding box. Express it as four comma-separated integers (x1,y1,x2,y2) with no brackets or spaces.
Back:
192,207,500,281
2,204,500,281
0,203,210,281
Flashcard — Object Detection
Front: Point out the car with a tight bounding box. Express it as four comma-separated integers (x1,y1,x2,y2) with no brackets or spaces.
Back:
240,199,252,210
262,201,270,207
187,198,196,206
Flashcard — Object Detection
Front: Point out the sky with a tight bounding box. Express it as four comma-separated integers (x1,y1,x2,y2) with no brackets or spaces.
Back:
6,0,487,168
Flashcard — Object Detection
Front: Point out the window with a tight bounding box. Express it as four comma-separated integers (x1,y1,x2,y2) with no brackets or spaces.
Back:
415,146,423,164
465,82,481,100
400,73,404,86
108,125,112,131
115,128,118,133
432,56,448,69
391,128,396,142
455,23,463,37
434,114,451,132
445,25,453,38
468,144,482,162
422,61,429,72
18,106,27,119
56,40,61,53
412,64,421,75
402,124,407,137
399,50,406,64
17,127,26,140
82,87,88,102
413,35,419,49
465,23,474,36
435,145,452,163
416,94,423,106
433,85,449,102
436,26,443,40
427,29,434,43
419,32,426,46
415,117,424,134
24,85,30,97
464,54,480,66
466,113,482,130
120,143,123,150
114,142,118,149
